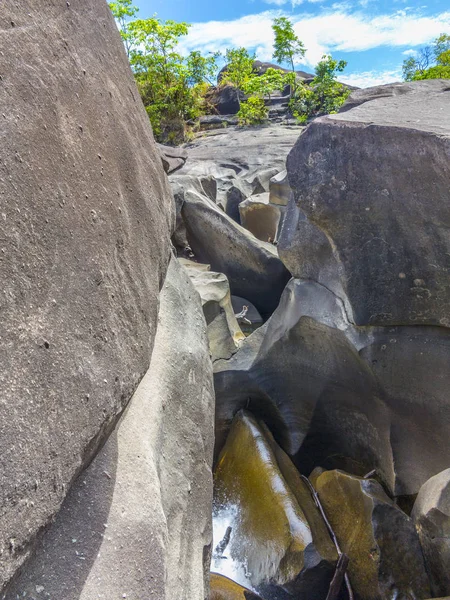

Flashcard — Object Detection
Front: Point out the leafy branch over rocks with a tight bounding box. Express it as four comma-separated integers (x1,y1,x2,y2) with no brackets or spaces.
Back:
403,33,450,81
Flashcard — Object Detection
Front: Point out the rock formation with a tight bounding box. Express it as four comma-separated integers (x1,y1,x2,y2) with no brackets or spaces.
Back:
1,6,449,596
412,469,450,597
0,1,213,597
4,257,215,600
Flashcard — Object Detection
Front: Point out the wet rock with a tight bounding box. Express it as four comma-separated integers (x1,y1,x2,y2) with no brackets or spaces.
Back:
315,470,431,600
182,259,245,361
0,0,173,590
412,468,450,597
214,411,337,597
210,573,263,600
285,79,450,327
214,279,395,491
3,257,215,600
181,190,291,318
239,193,281,242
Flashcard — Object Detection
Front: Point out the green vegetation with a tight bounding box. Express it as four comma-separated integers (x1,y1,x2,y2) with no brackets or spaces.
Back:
403,34,450,81
289,55,350,123
109,3,350,140
272,17,306,72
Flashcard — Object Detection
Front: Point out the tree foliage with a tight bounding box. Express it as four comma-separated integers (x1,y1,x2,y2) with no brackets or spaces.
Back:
290,55,350,122
109,0,218,143
272,17,306,72
403,34,450,81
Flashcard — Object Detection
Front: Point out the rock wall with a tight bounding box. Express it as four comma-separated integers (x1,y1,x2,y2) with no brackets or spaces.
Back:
0,1,214,596
3,257,215,600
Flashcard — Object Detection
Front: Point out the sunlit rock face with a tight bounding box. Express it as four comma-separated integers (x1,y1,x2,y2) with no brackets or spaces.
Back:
214,411,337,598
412,468,450,598
210,573,263,600
0,0,173,591
284,80,450,328
315,470,431,600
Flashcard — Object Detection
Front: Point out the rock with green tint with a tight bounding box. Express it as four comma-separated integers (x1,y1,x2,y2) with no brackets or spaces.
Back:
315,470,431,600
214,410,337,598
210,573,263,600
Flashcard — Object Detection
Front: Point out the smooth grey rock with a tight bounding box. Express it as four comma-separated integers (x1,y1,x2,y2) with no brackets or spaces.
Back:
182,259,245,361
239,193,281,242
214,279,395,491
182,190,291,318
412,469,450,597
0,1,173,591
285,79,450,327
215,275,450,497
269,169,291,206
3,257,215,600
157,143,188,174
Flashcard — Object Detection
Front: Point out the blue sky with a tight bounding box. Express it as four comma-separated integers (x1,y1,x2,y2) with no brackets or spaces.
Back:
131,0,450,87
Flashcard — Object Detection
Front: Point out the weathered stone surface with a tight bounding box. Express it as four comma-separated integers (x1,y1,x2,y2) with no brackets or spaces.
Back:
4,257,215,600
412,469,450,597
316,470,431,600
0,1,173,591
210,573,263,600
181,189,291,318
214,411,337,596
239,193,281,242
182,259,245,361
269,170,291,206
285,79,450,327
214,279,395,491
359,326,450,497
157,143,188,174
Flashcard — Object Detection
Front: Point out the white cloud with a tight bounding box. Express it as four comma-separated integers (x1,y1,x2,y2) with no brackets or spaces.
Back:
179,8,450,69
338,69,402,87
402,48,418,56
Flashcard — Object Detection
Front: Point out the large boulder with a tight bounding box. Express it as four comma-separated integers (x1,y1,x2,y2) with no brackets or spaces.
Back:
0,0,173,591
284,79,450,327
214,411,337,597
214,279,395,491
315,470,431,600
412,469,450,597
3,257,215,600
181,189,291,318
210,573,263,600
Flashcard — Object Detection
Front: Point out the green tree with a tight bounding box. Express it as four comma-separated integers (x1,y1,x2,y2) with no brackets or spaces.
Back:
290,54,350,122
221,48,255,108
109,0,139,57
237,96,268,126
403,34,450,81
242,68,295,102
272,17,306,72
108,2,219,143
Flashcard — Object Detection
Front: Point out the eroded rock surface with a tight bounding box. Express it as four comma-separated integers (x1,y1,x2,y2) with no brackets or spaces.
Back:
315,470,431,600
214,411,337,597
0,0,173,590
284,79,450,327
412,468,450,597
4,257,215,600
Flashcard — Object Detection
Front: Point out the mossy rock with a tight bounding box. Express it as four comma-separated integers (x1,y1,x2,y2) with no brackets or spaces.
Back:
214,410,337,596
210,573,263,599
315,469,431,600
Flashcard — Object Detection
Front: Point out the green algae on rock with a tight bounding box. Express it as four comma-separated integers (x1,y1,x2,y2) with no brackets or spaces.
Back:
315,469,431,600
214,410,337,596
